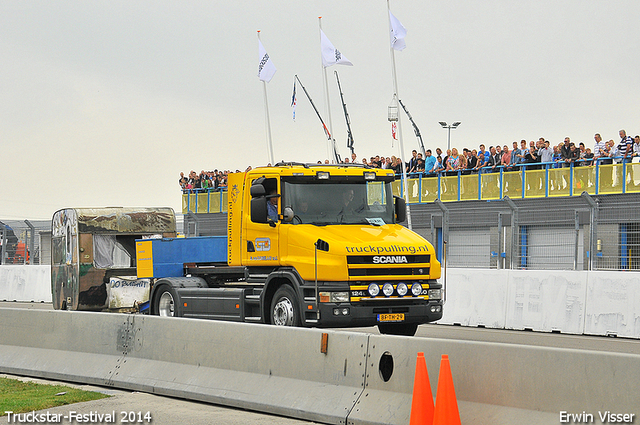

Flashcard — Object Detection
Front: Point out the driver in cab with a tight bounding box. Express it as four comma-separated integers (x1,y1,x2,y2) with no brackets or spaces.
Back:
338,188,355,215
267,192,280,222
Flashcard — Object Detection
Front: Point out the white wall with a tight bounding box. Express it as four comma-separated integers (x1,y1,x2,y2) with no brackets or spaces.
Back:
1,265,638,338
0,265,51,302
441,268,640,338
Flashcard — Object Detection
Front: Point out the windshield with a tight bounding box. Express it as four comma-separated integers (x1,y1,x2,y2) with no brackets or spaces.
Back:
283,181,394,225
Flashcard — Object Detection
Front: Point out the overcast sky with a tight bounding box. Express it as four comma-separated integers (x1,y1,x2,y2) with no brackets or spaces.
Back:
1,1,639,220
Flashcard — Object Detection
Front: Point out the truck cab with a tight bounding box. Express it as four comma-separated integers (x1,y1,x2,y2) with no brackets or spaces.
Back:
224,162,443,335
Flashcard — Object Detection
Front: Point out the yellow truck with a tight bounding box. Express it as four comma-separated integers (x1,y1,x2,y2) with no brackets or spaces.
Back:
53,163,442,336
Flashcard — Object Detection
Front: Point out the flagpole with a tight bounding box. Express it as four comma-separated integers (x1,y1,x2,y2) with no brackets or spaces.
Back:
258,31,275,165
319,17,337,163
387,0,412,230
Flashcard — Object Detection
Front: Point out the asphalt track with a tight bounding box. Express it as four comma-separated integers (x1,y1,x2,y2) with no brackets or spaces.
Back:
2,301,638,424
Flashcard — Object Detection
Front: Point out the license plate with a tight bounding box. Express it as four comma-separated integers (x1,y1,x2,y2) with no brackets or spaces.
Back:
377,313,404,322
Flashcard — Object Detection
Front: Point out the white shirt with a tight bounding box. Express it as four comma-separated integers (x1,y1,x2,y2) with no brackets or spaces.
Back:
593,139,607,158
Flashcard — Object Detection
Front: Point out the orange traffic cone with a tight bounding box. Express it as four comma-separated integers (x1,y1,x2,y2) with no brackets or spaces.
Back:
409,352,434,425
432,354,461,425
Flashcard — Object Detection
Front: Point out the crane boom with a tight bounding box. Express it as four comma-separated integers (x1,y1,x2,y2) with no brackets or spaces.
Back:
335,71,355,155
294,75,341,163
398,99,426,156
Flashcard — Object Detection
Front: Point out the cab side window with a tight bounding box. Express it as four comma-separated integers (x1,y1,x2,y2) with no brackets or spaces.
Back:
250,177,279,224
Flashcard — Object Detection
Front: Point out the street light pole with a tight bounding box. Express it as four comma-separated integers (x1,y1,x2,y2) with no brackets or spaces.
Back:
439,121,461,151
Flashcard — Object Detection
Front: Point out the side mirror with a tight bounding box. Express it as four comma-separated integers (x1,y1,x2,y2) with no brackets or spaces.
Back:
282,207,294,223
394,196,406,223
251,197,268,223
250,184,266,198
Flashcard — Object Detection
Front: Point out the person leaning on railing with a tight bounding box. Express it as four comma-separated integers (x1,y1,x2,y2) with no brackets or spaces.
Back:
538,140,554,164
466,149,479,172
445,148,461,176
583,148,595,166
560,138,575,168
486,146,502,172
458,151,468,173
617,129,633,164
600,140,616,165
428,156,444,175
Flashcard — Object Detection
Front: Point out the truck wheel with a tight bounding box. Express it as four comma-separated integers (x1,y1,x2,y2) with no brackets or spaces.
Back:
378,323,419,337
155,286,178,317
270,285,301,326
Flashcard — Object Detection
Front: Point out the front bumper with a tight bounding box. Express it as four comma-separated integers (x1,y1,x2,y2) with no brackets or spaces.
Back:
311,299,443,327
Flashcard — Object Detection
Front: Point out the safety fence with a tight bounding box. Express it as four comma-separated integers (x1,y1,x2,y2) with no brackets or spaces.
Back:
0,219,50,266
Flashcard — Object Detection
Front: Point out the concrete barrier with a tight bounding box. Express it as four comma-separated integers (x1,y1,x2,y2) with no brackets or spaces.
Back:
0,308,368,424
2,308,639,424
0,265,51,302
350,334,639,425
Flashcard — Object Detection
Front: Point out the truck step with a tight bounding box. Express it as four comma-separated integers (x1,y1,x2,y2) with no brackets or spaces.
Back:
246,274,269,284
244,316,262,322
244,294,261,305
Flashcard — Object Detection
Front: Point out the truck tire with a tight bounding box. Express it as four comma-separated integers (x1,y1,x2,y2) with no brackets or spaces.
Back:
155,286,178,317
378,323,419,337
270,285,301,326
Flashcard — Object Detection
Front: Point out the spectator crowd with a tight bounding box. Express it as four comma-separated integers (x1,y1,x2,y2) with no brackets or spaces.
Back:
180,130,640,192
179,169,231,193
336,130,640,178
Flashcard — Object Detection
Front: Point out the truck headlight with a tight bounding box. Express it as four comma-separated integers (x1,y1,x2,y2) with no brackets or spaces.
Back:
382,283,394,297
331,292,349,303
411,283,423,296
320,292,350,303
396,282,408,296
428,289,442,300
368,283,380,297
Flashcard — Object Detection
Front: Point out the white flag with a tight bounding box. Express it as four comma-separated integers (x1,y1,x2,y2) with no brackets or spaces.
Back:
320,29,353,68
389,10,407,51
258,40,277,82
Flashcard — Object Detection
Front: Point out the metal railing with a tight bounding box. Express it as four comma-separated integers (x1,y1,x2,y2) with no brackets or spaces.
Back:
391,157,640,203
